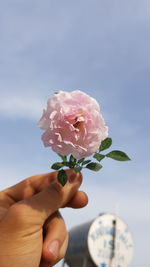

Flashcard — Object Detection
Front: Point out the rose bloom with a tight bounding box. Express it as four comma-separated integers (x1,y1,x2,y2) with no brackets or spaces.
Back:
38,90,108,159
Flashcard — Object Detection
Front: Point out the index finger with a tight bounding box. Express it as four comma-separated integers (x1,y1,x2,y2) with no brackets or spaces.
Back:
1,170,80,205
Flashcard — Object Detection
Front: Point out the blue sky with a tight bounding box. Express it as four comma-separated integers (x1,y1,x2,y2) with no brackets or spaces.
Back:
0,1,150,266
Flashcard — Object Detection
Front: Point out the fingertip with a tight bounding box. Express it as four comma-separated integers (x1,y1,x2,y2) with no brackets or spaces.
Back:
51,169,82,188
67,191,88,209
42,240,60,264
68,173,82,185
42,211,67,265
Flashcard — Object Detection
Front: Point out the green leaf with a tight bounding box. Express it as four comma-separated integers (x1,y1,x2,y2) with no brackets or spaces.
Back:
74,166,83,173
82,160,91,165
69,154,77,163
57,154,67,162
77,158,85,164
57,170,68,186
106,150,131,161
63,162,70,167
51,162,64,170
86,162,102,171
93,153,105,162
69,154,77,168
99,138,112,152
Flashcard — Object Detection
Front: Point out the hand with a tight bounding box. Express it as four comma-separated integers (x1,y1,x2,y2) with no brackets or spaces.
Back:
0,169,88,267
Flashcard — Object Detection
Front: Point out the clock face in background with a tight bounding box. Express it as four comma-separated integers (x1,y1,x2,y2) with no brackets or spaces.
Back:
87,214,134,267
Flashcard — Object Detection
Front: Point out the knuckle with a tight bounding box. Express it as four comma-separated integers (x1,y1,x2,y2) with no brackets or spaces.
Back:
8,203,22,217
7,203,29,225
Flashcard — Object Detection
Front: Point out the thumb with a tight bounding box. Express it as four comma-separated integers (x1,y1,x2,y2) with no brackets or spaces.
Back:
6,170,82,227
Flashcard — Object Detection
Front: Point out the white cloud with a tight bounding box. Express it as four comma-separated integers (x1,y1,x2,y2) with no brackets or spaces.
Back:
0,93,46,120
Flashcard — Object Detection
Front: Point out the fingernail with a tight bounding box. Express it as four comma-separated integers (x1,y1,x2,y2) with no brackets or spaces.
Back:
48,240,59,258
68,172,80,183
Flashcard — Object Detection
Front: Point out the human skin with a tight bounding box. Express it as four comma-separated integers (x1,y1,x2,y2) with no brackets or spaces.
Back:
0,169,88,267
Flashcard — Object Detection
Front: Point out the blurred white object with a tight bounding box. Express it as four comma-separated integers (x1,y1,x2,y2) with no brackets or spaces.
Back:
63,213,134,267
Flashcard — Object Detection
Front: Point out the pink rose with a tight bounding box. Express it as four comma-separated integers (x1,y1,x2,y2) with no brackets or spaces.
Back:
38,90,108,159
